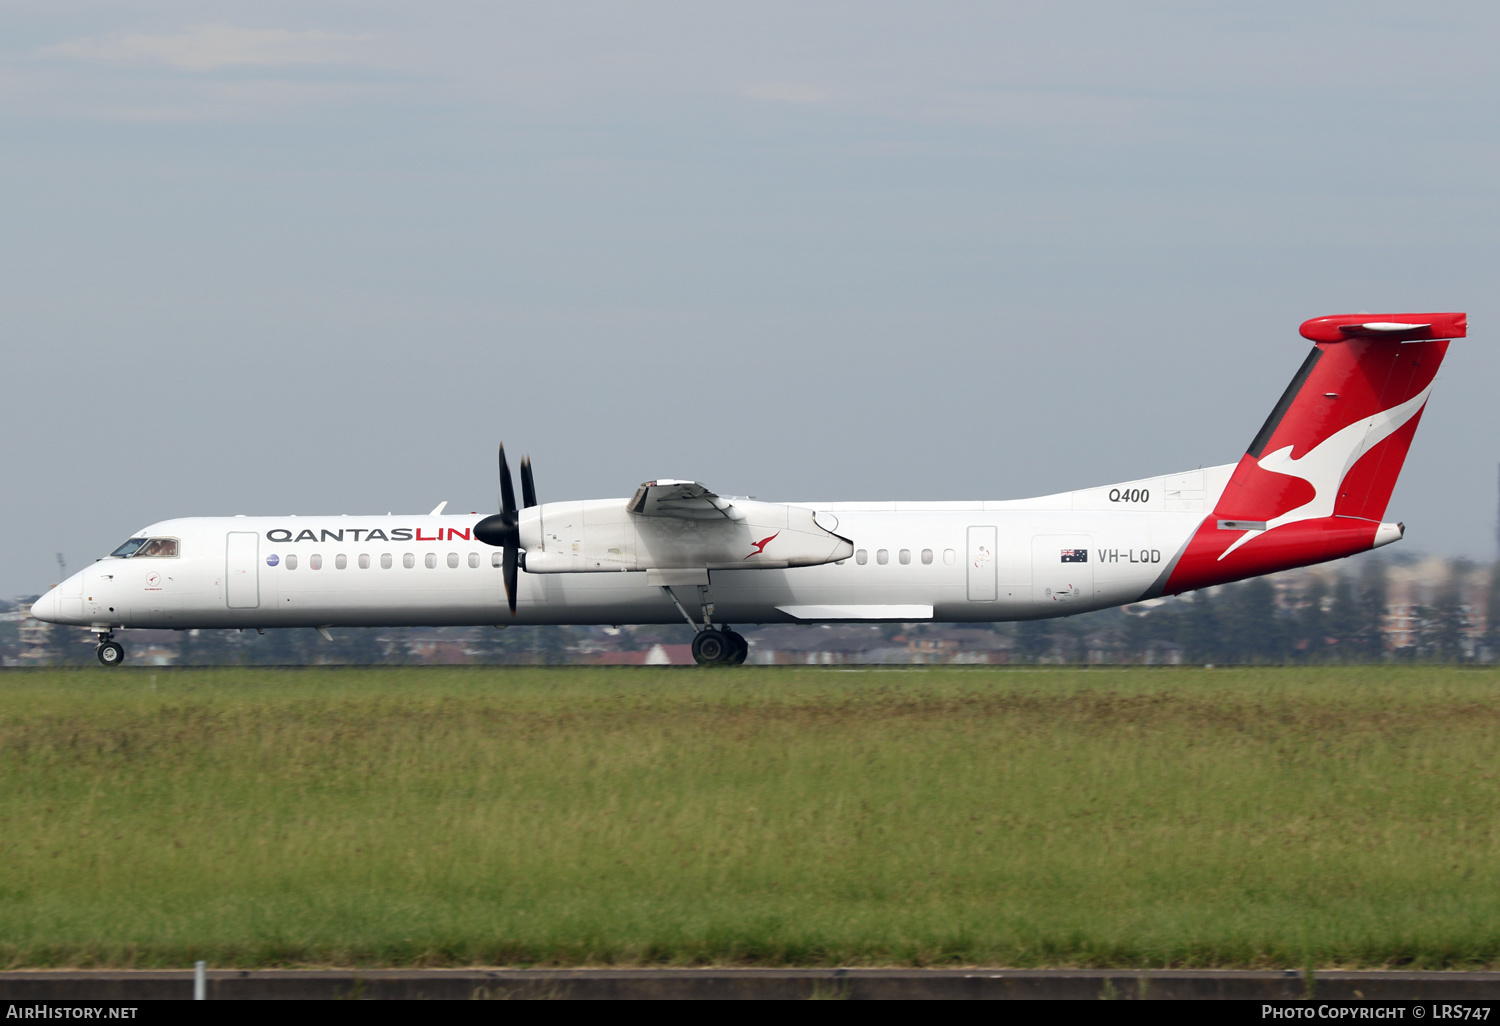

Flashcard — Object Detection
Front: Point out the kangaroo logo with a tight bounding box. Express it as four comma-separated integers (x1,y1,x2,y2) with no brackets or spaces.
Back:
1218,382,1433,561
745,531,780,559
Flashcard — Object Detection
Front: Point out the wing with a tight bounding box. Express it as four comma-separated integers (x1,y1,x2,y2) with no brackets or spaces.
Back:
625,480,744,521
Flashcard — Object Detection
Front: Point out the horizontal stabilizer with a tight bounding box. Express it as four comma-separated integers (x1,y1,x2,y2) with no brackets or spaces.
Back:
1300,312,1467,343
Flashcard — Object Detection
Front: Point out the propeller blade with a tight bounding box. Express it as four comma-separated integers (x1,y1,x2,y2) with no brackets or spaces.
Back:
521,455,537,510
489,442,524,615
498,443,517,515
503,544,518,615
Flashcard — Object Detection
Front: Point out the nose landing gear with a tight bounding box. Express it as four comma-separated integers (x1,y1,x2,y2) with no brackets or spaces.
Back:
92,630,125,667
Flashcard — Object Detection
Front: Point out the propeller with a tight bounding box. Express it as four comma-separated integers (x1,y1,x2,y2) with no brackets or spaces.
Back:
474,444,538,615
521,455,537,510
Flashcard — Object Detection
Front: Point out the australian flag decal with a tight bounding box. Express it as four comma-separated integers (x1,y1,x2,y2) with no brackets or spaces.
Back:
1060,549,1088,563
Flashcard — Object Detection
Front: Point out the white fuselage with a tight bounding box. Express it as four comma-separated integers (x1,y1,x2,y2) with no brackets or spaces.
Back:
35,466,1236,631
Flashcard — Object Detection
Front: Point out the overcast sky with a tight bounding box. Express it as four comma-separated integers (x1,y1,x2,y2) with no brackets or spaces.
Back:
3,2,1497,597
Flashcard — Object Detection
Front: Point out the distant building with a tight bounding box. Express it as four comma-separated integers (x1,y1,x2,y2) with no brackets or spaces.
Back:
16,613,54,665
903,628,1014,664
399,631,473,664
592,644,695,666
1383,559,1489,656
745,625,900,665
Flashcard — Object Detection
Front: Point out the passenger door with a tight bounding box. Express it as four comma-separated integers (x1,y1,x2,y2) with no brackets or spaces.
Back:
226,532,260,609
966,526,998,601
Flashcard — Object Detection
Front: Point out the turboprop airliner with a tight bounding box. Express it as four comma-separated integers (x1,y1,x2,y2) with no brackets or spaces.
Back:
32,311,1467,666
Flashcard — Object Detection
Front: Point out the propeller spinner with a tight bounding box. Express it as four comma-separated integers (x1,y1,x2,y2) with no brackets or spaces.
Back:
474,444,537,614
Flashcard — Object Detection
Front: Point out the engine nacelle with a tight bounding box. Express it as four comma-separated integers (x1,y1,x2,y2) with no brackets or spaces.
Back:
519,498,852,574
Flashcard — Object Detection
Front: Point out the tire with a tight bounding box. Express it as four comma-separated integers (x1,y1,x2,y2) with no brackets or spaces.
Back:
725,631,748,665
691,630,729,665
96,642,125,667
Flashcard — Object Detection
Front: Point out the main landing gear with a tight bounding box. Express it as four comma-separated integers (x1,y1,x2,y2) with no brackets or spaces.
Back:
690,628,748,666
93,631,125,667
661,582,749,666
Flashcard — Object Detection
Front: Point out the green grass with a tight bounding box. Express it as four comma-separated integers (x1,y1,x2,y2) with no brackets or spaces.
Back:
2,664,1500,969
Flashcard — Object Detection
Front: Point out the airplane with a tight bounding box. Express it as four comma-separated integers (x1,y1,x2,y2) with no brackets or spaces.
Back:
31,311,1467,667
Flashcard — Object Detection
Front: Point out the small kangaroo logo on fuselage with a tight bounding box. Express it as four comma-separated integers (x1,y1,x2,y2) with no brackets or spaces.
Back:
745,531,780,559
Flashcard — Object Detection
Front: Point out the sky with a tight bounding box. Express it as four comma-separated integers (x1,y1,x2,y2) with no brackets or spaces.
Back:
3,2,1497,597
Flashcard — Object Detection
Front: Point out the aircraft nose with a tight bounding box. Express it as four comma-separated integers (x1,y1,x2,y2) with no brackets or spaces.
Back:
30,588,60,624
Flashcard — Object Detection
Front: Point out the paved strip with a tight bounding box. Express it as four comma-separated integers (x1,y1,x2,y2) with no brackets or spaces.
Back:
4,968,1500,1000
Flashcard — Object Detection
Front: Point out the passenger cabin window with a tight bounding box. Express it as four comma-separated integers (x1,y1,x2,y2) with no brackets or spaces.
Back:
943,549,956,565
285,554,298,570
876,549,889,565
425,553,437,569
335,554,348,570
468,553,480,569
112,537,178,558
447,552,459,569
921,549,934,565
403,553,415,569
492,552,503,568
358,554,370,569
380,553,392,569
855,549,868,565
899,549,911,565
310,554,322,570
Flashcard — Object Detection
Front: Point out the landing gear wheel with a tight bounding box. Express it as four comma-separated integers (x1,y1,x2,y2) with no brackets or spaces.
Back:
725,631,748,665
691,629,730,665
96,642,125,667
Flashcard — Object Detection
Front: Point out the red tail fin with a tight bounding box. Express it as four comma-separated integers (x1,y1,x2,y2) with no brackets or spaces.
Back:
1161,312,1465,594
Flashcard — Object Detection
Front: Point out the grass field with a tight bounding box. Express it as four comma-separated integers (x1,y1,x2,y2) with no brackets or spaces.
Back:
3,664,1500,969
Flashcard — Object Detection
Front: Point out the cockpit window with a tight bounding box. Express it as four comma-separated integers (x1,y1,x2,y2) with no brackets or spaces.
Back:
111,537,179,558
